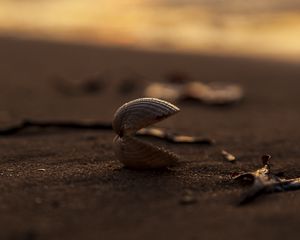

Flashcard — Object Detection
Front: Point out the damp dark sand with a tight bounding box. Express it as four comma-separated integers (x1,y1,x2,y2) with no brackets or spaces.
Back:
0,37,300,240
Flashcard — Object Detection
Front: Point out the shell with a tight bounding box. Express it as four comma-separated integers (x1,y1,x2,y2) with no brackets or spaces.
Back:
185,82,243,104
112,98,179,136
113,136,178,169
112,98,180,169
144,81,243,105
144,83,182,101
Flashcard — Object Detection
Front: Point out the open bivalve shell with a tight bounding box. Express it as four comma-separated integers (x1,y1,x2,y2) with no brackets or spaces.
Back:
112,98,180,169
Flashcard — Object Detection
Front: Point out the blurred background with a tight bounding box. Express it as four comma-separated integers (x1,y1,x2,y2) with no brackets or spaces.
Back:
0,0,300,60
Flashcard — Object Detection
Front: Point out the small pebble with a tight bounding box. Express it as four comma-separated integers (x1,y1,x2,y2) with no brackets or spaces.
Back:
179,190,197,205
221,150,236,162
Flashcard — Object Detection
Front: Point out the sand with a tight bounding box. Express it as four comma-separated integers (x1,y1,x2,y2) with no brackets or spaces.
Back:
0,36,300,240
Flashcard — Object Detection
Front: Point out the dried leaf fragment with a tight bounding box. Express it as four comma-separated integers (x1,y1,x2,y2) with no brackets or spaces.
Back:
233,155,300,204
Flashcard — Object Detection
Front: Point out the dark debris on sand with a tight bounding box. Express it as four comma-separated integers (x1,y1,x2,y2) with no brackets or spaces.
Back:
233,155,300,204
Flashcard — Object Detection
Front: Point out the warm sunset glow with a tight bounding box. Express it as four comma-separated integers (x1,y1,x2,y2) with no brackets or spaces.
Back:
0,0,300,60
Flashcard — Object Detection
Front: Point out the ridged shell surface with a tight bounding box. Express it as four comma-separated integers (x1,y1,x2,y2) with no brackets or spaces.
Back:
113,136,179,169
112,98,179,136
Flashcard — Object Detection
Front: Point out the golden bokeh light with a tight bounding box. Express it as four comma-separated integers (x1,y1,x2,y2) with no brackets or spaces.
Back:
0,0,299,60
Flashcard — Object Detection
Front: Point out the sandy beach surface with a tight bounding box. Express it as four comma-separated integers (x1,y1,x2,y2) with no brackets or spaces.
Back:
0,37,300,240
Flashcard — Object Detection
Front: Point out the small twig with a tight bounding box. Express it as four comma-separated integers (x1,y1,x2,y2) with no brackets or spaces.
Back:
233,155,300,204
137,127,214,145
0,120,213,145
0,119,112,136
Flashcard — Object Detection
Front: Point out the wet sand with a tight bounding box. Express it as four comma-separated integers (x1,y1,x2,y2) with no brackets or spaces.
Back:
0,37,300,240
